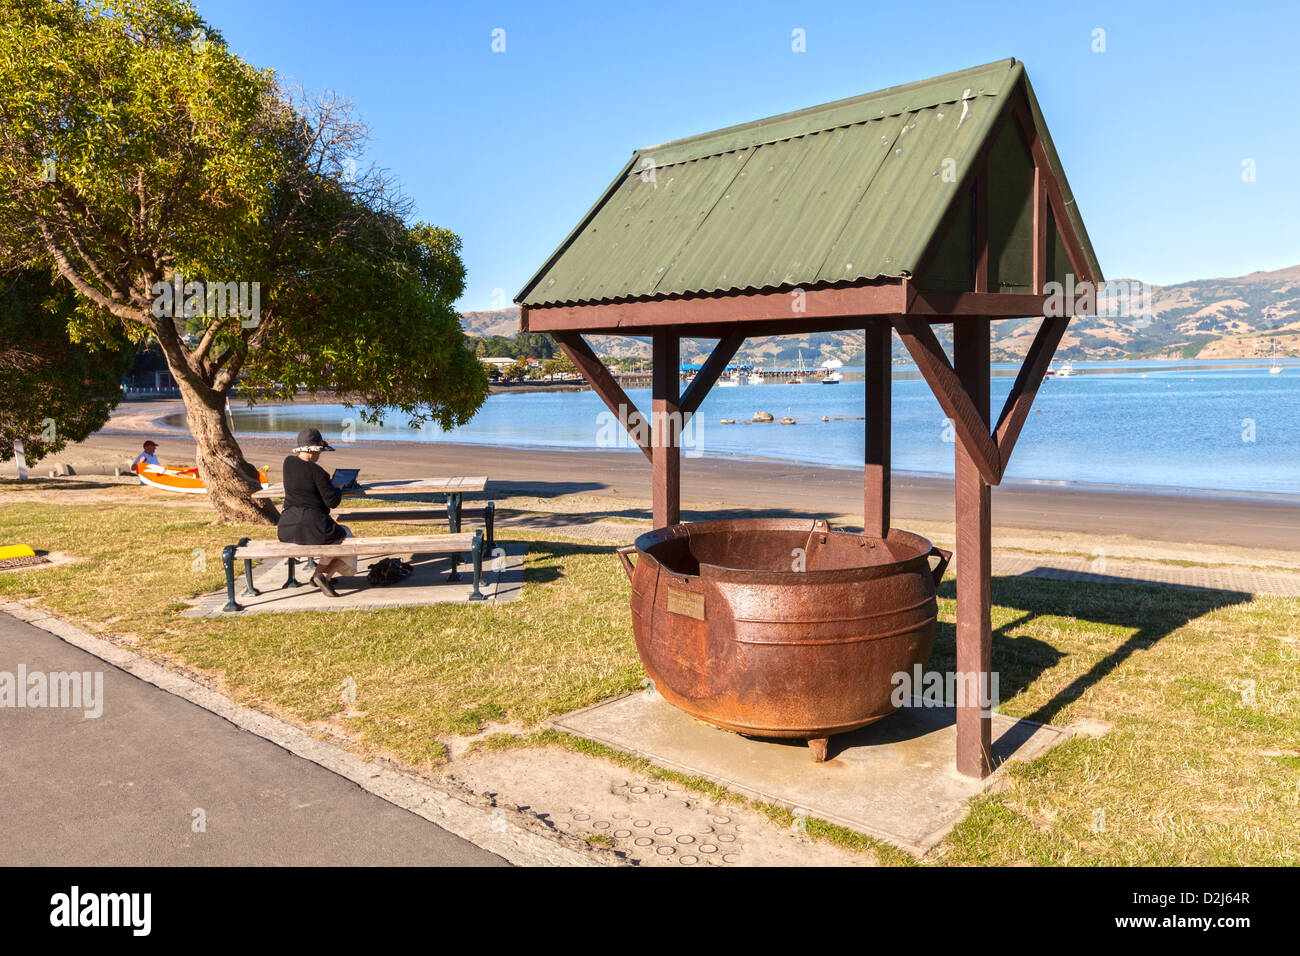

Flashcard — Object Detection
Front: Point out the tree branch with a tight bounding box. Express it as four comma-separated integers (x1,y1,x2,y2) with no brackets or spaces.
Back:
37,222,145,323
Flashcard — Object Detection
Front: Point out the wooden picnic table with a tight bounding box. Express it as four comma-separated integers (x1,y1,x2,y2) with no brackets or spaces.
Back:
253,475,494,544
252,476,487,500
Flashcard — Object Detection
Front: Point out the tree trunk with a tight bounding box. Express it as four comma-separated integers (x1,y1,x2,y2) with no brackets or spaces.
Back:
179,385,279,525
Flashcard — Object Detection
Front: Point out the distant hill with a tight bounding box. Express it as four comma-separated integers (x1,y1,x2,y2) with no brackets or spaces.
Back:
461,263,1300,364
460,309,523,339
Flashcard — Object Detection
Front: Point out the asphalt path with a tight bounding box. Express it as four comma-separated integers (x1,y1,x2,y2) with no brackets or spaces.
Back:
0,612,506,866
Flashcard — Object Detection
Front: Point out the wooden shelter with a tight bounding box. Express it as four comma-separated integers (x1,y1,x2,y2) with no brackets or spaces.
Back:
516,59,1101,777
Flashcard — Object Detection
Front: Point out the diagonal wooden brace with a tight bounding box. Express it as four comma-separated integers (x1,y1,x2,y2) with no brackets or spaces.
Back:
994,314,1070,473
891,315,1002,485
552,330,652,461
680,332,746,418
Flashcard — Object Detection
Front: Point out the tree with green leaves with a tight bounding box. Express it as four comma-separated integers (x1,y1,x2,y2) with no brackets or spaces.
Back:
0,268,134,468
0,0,488,523
542,352,578,379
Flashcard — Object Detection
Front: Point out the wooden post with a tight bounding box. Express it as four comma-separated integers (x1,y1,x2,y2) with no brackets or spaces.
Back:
954,318,992,778
864,319,891,538
652,331,681,528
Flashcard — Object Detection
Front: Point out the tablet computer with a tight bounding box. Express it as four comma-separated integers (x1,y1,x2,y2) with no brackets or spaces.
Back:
330,468,360,490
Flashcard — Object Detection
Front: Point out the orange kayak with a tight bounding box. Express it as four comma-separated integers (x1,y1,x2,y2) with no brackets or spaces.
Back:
135,462,270,494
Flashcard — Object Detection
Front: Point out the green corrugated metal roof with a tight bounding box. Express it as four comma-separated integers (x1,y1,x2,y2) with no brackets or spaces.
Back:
517,59,1101,308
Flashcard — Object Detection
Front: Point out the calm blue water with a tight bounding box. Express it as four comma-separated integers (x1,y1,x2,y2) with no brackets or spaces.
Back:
222,362,1300,495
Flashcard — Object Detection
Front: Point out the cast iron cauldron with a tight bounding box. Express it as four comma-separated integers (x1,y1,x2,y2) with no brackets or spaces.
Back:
617,518,950,762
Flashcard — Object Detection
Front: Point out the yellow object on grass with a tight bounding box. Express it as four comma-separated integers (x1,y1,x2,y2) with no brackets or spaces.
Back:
0,545,36,560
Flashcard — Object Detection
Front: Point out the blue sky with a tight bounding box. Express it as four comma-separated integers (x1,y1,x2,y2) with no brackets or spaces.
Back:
200,0,1299,311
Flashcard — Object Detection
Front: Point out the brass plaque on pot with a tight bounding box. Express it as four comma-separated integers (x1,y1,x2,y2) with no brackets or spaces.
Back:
666,586,705,621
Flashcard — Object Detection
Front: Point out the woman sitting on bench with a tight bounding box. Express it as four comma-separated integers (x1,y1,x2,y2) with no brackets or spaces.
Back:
277,428,355,598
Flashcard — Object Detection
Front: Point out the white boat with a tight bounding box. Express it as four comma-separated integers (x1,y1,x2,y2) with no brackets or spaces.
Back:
786,351,806,385
717,370,740,387
820,358,843,384
1269,343,1282,374
1053,361,1075,378
748,371,764,385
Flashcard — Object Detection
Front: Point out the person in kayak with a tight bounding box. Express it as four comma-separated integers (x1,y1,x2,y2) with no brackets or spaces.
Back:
276,427,355,597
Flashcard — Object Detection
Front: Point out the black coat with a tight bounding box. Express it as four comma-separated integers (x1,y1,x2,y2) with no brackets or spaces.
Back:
276,455,347,546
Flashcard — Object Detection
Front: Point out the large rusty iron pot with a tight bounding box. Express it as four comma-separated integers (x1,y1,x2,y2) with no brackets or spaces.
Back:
618,518,950,761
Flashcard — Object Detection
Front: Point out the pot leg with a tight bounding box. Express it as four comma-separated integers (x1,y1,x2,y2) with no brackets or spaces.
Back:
808,737,829,763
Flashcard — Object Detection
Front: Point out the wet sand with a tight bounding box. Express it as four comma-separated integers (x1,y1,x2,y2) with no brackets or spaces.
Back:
58,398,1300,554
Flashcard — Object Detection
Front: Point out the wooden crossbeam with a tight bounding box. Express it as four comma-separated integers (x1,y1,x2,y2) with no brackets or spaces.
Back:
890,315,1002,485
551,330,652,462
522,282,907,333
680,333,745,417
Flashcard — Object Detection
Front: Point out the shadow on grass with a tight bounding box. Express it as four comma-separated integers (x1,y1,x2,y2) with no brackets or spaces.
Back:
933,571,1252,726
0,478,123,492
517,538,626,585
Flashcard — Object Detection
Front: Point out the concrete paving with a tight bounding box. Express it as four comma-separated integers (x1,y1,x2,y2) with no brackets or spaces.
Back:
185,543,525,617
553,691,1071,856
0,611,507,866
992,553,1300,596
443,746,868,866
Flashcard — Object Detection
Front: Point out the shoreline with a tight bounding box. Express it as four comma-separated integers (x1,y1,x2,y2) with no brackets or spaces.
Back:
58,399,1300,553
119,398,1300,506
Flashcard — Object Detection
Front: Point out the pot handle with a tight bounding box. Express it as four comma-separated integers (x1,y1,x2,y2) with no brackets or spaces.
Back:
616,545,637,582
927,546,952,587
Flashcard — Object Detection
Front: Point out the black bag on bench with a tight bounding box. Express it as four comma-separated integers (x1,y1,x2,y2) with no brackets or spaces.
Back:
367,557,413,586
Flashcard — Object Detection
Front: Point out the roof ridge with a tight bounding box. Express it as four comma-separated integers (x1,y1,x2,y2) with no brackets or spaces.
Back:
637,59,1017,169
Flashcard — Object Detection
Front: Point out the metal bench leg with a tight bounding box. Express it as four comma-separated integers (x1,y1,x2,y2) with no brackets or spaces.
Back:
221,539,248,613
284,557,302,588
484,500,495,550
243,557,260,597
446,493,462,533
446,551,461,583
468,530,486,601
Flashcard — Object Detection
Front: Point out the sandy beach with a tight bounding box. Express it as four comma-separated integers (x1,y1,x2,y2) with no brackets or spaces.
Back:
45,398,1300,563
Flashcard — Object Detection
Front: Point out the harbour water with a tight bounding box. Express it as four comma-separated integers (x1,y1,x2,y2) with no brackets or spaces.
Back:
212,360,1300,496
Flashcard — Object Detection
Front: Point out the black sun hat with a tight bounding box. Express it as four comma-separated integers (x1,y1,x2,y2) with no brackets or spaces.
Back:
292,427,335,453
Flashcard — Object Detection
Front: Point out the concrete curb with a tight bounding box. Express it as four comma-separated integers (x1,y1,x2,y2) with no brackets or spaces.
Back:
0,599,602,868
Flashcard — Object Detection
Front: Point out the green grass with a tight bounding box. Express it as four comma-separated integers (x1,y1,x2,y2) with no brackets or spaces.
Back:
2,482,1298,864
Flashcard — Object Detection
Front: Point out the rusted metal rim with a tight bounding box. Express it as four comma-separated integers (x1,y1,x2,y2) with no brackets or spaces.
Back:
632,517,937,584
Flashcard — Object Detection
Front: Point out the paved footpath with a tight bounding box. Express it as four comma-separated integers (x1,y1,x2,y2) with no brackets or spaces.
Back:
0,612,507,866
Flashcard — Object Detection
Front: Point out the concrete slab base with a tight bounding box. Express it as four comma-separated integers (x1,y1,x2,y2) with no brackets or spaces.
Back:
184,543,525,616
553,691,1072,856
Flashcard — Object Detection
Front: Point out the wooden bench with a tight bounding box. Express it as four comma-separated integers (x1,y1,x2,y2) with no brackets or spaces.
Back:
219,530,486,613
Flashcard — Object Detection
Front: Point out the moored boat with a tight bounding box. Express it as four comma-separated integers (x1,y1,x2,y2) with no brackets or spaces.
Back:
136,462,270,494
